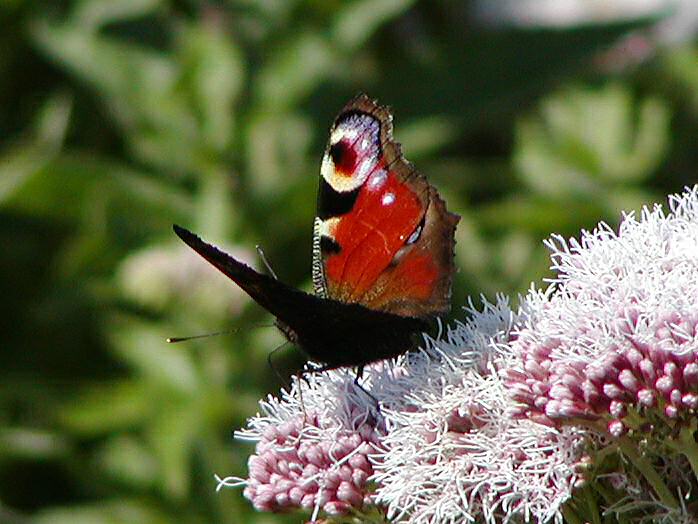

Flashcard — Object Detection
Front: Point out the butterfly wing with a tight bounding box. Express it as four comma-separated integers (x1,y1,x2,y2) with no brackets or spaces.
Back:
312,95,459,318
173,225,427,368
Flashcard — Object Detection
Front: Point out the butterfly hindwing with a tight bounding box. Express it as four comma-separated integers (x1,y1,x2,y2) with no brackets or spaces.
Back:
312,95,459,318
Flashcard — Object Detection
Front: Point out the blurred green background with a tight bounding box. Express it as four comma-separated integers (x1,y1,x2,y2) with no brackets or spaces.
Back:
1,0,697,522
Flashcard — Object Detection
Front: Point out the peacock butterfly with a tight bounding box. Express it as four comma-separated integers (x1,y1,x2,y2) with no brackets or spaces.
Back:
173,94,459,376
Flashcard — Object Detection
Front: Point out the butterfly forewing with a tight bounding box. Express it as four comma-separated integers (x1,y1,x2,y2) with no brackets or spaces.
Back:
312,95,459,318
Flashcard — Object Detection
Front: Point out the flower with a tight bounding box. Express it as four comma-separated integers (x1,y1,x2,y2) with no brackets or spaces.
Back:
504,186,698,520
370,299,585,524
216,370,384,521
507,186,698,439
223,296,587,523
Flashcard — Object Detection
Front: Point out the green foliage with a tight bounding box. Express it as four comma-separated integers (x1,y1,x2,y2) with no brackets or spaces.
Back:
0,0,694,522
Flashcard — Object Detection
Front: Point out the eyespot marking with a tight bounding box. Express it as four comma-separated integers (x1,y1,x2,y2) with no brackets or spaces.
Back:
329,140,357,175
406,222,423,244
358,159,375,179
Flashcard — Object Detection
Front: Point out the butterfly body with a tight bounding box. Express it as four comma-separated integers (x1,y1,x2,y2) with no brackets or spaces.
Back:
174,95,458,370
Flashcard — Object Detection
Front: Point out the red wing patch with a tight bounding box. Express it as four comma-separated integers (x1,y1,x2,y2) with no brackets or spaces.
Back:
326,169,429,301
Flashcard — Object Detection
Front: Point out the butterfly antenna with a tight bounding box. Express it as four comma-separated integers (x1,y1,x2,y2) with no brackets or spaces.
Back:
255,245,279,280
166,328,239,343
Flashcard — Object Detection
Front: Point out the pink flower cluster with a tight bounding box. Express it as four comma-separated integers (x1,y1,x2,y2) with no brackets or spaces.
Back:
243,409,381,516
508,309,698,436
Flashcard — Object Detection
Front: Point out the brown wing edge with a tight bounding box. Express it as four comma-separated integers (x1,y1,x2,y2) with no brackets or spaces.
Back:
409,185,460,317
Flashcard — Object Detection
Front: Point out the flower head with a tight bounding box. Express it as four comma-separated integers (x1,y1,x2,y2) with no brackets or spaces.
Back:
507,187,698,439
217,371,384,520
370,298,585,524
222,297,586,523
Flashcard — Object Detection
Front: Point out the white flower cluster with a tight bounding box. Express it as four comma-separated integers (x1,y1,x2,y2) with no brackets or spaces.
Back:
371,299,585,524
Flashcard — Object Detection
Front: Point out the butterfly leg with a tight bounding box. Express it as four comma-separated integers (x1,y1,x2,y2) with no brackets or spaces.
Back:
298,363,381,414
295,368,309,421
266,341,292,390
353,365,381,412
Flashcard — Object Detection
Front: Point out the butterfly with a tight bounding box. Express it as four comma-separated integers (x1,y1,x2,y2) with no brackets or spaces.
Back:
174,94,459,378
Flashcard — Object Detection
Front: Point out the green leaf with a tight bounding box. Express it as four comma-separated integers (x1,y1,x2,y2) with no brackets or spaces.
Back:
148,400,199,500
255,32,336,110
244,111,313,197
31,20,181,125
663,46,698,112
34,500,170,524
194,167,239,240
180,23,245,151
58,380,152,436
108,316,200,394
97,435,158,489
4,152,191,222
514,83,670,198
332,0,415,51
31,19,206,173
0,92,71,204
477,196,607,234
73,0,163,31
395,115,459,159
0,428,70,460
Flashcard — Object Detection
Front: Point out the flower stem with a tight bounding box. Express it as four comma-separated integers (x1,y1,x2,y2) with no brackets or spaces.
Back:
582,484,601,524
617,436,678,509
562,504,583,524
668,421,698,483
